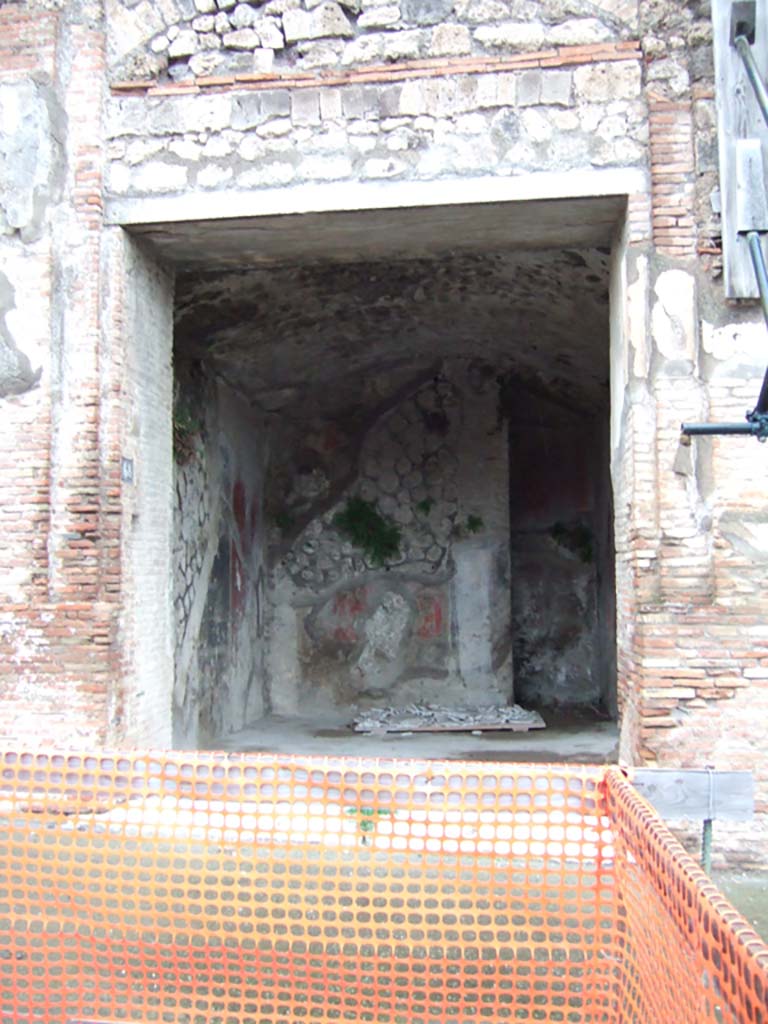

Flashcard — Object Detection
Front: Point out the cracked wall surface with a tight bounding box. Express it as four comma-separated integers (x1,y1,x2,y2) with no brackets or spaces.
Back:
264,359,512,715
172,361,269,746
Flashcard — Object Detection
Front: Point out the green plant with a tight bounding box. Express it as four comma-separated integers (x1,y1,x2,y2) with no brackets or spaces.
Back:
416,497,435,515
466,514,484,534
345,806,392,845
333,496,401,566
452,514,485,540
551,521,593,564
173,401,202,465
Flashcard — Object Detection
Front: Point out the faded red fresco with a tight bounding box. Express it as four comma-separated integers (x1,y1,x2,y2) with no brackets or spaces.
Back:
416,593,444,639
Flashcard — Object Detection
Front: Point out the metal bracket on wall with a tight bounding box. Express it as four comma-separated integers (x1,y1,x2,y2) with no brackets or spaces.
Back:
682,4,768,439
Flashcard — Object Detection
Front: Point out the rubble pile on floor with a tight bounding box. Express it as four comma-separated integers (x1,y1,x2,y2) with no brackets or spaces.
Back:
352,703,546,733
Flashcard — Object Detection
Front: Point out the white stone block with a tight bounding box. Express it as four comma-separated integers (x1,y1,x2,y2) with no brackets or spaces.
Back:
283,3,353,43
259,20,285,48
257,117,293,136
549,17,612,45
253,48,275,71
382,28,421,59
168,138,203,160
197,164,234,187
540,70,572,106
574,61,641,102
341,34,384,64
188,50,225,75
292,89,321,125
168,29,199,57
474,22,545,49
430,23,471,56
320,88,343,120
223,27,260,48
358,4,400,26
520,108,553,142
231,2,256,26
132,161,189,192
453,0,507,22
297,40,345,66
516,69,542,106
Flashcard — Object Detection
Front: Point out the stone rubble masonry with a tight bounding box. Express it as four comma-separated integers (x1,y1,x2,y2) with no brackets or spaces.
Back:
111,40,644,93
105,44,646,198
105,0,639,83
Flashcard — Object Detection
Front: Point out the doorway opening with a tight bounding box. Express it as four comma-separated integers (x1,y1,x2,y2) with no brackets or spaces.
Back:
131,193,622,760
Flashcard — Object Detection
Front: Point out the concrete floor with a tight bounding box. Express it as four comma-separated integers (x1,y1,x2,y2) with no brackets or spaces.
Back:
712,872,768,942
213,709,619,763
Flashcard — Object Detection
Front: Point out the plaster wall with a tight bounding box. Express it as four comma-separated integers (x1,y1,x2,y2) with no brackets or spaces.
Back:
507,389,612,712
114,232,175,746
0,4,129,747
267,360,512,716
173,363,269,747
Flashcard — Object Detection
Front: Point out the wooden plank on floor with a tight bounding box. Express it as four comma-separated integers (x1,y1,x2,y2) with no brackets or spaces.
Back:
358,721,547,734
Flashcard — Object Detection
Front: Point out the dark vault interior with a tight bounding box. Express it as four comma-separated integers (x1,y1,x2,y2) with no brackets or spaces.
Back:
130,196,621,757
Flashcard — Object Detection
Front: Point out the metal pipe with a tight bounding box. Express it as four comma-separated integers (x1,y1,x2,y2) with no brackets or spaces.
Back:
735,33,768,128
745,231,768,411
701,818,713,874
746,230,768,325
681,421,761,435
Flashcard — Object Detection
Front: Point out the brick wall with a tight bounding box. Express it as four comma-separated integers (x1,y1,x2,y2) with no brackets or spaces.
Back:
0,4,122,746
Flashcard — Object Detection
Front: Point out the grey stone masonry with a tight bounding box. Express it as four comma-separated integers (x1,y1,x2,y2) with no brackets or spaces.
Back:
106,0,639,83
106,50,646,197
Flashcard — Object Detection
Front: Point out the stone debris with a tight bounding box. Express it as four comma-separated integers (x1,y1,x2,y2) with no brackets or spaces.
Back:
353,703,546,733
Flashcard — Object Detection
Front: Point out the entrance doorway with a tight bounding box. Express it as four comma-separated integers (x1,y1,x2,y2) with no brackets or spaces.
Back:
123,185,626,759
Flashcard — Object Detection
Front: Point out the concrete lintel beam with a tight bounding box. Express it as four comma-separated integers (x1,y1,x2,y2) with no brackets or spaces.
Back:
106,168,648,226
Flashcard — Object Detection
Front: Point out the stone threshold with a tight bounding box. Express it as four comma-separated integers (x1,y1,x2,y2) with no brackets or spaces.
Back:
110,40,642,97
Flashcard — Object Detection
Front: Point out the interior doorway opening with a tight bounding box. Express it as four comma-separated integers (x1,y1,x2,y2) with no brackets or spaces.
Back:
131,194,622,759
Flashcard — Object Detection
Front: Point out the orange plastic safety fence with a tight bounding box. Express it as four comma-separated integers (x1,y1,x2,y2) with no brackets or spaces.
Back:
603,768,768,1024
0,752,764,1024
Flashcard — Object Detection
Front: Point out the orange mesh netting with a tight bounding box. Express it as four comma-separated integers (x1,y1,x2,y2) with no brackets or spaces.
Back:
0,752,765,1024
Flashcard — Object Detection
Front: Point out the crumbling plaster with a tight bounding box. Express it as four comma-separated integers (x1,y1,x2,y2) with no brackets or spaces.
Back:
173,362,269,747
263,360,514,714
174,245,612,717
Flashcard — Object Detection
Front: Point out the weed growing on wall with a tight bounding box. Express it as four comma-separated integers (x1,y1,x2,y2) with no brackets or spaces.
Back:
452,514,485,540
333,496,401,567
173,399,202,465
